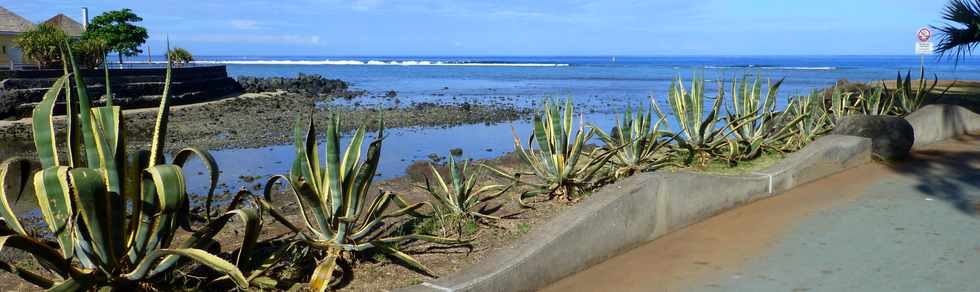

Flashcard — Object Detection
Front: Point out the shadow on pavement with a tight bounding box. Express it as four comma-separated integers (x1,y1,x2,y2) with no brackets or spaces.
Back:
887,134,980,216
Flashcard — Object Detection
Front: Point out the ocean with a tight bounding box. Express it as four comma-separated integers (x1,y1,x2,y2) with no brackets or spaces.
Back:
203,55,980,110
172,55,979,195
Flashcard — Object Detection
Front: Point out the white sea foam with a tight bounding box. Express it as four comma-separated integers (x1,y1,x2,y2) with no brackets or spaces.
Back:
186,59,570,67
704,65,837,70
775,66,837,70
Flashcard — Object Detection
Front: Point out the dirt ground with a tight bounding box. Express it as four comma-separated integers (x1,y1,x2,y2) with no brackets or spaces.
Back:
239,151,576,291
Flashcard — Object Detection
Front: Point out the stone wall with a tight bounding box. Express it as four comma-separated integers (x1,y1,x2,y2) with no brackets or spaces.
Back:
0,66,242,119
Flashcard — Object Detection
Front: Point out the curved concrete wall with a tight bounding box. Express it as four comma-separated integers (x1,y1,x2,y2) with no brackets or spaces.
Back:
397,135,872,292
904,104,980,147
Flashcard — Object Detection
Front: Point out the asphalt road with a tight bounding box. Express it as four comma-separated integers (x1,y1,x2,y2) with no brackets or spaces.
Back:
542,134,980,292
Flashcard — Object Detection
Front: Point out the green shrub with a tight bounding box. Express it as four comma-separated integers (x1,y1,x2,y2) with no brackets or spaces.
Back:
14,24,67,67
168,47,194,66
71,37,110,68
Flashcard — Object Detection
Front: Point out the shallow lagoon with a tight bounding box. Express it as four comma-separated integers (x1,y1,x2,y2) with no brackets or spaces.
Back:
180,113,620,195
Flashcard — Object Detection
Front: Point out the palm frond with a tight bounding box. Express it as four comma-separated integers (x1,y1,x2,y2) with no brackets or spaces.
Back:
934,0,980,60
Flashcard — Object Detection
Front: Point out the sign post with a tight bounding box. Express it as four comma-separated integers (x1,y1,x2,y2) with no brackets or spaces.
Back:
916,27,933,69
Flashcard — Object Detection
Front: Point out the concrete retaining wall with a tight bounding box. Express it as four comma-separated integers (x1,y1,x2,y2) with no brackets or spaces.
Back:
397,135,872,292
396,104,980,292
0,65,229,81
904,104,980,147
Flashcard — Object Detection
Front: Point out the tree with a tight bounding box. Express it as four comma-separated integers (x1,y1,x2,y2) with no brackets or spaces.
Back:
83,9,149,65
934,0,980,60
15,24,67,68
167,47,194,66
72,38,110,68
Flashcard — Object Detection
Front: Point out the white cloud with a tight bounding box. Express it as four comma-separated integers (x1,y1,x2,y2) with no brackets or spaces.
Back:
229,19,260,30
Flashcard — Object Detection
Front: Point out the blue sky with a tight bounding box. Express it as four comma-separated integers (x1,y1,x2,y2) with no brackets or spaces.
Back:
0,0,948,56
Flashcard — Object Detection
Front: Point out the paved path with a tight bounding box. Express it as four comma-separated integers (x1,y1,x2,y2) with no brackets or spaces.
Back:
542,134,980,292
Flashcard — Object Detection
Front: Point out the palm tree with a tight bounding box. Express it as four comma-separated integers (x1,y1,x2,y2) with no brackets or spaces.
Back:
167,47,194,67
935,0,980,60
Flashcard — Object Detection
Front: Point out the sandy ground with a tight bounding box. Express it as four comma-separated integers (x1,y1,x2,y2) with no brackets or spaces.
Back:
542,134,980,292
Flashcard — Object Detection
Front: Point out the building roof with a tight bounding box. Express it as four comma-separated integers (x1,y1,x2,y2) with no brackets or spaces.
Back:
42,14,83,36
0,6,33,34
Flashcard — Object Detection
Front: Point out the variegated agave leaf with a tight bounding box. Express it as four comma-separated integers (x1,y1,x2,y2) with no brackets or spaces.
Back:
722,75,805,161
887,67,949,116
485,98,612,204
264,112,457,291
661,73,730,166
0,42,254,290
418,154,508,236
592,100,675,179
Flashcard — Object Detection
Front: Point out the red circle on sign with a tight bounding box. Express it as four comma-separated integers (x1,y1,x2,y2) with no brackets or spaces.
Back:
917,28,931,42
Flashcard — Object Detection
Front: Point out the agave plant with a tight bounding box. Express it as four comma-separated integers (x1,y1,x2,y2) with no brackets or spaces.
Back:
827,85,864,122
0,44,257,290
485,99,614,204
884,68,943,115
783,91,834,150
723,75,803,161
857,85,894,116
261,113,457,291
660,74,731,166
418,154,509,236
592,101,675,179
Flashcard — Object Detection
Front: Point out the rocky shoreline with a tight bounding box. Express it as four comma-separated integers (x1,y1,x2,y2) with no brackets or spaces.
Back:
0,90,533,157
236,73,352,97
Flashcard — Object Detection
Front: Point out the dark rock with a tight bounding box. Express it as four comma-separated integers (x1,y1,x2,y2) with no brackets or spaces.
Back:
831,114,914,160
235,73,347,96
427,153,443,163
449,148,463,157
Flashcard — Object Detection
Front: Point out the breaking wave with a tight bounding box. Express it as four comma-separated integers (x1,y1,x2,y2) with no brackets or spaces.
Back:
704,65,837,70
